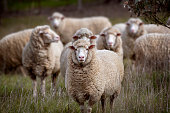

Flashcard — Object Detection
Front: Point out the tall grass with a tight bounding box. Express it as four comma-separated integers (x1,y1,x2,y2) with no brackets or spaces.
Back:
0,61,169,113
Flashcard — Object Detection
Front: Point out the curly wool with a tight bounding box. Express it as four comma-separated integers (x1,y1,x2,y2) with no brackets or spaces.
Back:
66,39,124,108
22,26,63,78
0,29,32,73
51,12,112,44
133,33,170,72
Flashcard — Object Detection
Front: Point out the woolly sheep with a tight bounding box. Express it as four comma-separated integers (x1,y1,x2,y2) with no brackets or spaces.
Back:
0,29,32,74
96,26,123,59
121,18,147,58
60,28,95,78
48,12,112,44
113,23,126,34
144,24,170,34
22,25,63,98
133,33,170,72
66,39,124,113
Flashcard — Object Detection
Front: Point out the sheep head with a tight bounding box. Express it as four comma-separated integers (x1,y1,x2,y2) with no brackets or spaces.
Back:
72,28,94,43
69,39,96,65
126,18,144,38
32,25,60,46
48,12,65,29
100,27,121,50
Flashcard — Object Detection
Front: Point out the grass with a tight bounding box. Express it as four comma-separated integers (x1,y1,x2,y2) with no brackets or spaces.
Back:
0,63,169,113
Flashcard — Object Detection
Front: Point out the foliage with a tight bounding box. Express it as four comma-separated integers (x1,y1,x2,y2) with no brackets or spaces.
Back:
123,0,170,28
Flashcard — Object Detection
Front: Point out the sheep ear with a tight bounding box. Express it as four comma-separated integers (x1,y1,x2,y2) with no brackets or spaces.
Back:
88,45,95,49
73,36,79,40
69,46,75,50
61,16,65,20
126,23,130,26
90,36,97,39
139,22,143,26
117,33,121,36
100,34,105,37
39,30,44,36
48,16,52,20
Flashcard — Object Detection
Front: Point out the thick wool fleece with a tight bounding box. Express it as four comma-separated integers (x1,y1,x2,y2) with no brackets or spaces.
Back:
0,29,32,73
54,16,112,44
66,39,124,106
22,26,63,79
133,33,170,72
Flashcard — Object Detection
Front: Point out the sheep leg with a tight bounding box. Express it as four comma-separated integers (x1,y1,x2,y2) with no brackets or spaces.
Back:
87,98,96,113
79,103,85,113
101,95,106,113
32,76,37,99
110,92,119,113
51,71,59,96
41,77,46,97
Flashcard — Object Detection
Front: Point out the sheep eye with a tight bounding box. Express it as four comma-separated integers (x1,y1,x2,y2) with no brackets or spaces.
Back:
127,23,130,26
139,23,143,26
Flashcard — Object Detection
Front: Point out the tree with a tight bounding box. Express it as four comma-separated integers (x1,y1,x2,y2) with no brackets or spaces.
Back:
123,0,170,28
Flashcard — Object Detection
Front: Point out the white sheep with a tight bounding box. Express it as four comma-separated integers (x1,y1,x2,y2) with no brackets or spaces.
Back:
0,29,32,74
22,25,63,98
133,33,170,72
96,26,123,59
66,39,124,113
144,24,170,34
48,12,112,44
113,23,126,34
121,18,147,58
60,28,95,78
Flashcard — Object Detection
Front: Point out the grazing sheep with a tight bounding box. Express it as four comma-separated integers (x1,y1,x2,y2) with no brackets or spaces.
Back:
133,33,170,72
144,24,170,34
122,18,147,58
22,25,63,98
66,39,124,113
48,12,112,44
96,26,123,59
60,28,95,78
0,29,33,74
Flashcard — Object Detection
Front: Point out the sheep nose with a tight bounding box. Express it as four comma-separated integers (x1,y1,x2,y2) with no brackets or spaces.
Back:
108,42,113,45
79,56,84,59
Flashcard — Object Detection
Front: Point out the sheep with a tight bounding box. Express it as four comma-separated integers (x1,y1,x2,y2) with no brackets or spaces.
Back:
166,17,170,27
133,33,170,72
121,18,147,58
22,25,63,98
113,23,126,34
96,26,123,59
0,29,33,74
60,28,95,78
48,12,112,44
144,24,170,34
66,38,124,113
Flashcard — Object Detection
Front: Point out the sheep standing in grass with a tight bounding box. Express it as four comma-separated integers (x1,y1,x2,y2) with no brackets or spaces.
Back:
133,33,170,72
66,38,124,113
48,12,112,44
122,18,147,58
22,25,63,98
60,28,95,78
96,26,123,59
0,29,33,74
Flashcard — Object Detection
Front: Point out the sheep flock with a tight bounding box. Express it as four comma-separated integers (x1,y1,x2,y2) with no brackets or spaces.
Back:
0,11,170,113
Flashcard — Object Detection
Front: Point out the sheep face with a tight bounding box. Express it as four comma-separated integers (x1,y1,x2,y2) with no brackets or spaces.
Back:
70,40,95,64
101,32,121,50
126,18,144,37
48,12,64,29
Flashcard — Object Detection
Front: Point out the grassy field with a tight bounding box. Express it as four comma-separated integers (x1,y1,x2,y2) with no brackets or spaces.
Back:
0,15,169,113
